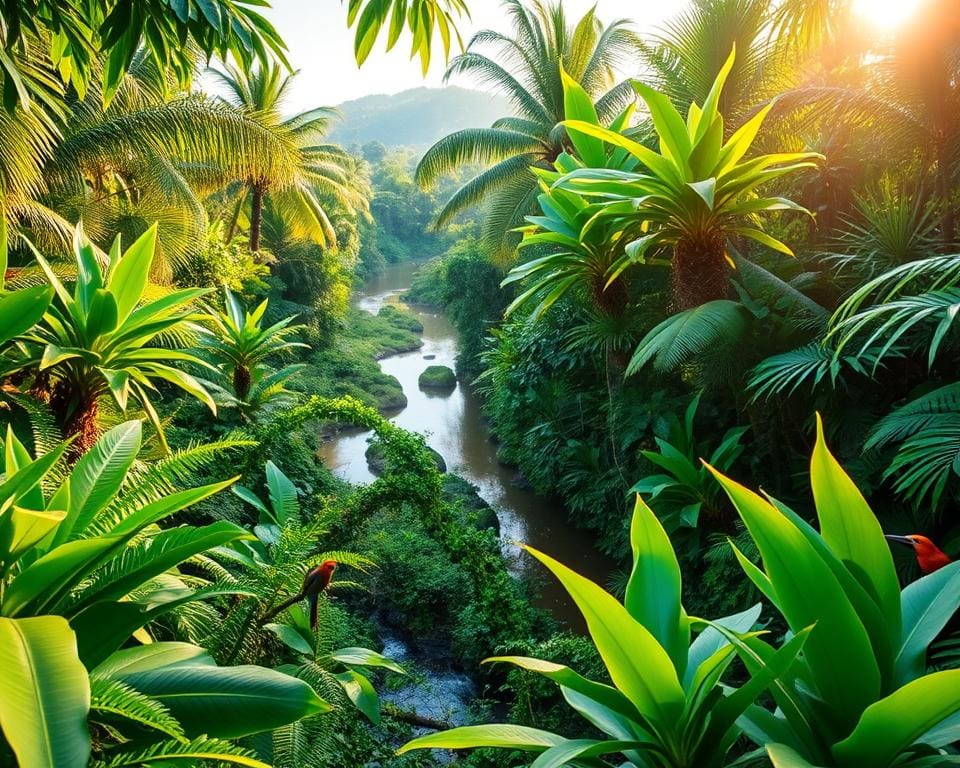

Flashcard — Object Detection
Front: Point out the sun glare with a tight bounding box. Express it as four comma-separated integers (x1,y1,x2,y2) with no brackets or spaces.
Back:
852,0,924,31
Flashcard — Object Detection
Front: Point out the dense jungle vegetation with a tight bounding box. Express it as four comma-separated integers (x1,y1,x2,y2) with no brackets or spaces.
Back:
0,0,959,767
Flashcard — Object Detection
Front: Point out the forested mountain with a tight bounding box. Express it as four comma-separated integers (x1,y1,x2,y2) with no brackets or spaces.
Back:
327,86,510,148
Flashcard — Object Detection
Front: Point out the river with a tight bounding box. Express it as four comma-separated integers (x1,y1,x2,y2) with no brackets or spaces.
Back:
317,260,613,626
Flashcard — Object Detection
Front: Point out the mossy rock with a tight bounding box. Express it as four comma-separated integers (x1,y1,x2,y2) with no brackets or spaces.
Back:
419,365,457,390
442,475,500,534
366,442,446,476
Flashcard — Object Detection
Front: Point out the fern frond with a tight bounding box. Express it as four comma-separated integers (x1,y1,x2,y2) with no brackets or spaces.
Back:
89,677,186,743
748,343,886,401
93,736,270,767
627,300,752,375
867,383,960,451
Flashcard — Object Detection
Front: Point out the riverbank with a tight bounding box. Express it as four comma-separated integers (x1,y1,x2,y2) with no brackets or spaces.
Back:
293,305,424,411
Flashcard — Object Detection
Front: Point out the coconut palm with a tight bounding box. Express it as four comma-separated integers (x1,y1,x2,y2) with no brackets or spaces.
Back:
6,46,325,282
415,0,640,256
210,61,367,252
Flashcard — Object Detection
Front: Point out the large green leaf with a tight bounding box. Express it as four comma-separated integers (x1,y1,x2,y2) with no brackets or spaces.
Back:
895,562,960,684
560,63,604,167
334,669,380,724
767,744,826,767
93,642,216,678
329,646,405,673
524,544,686,727
832,670,960,766
624,495,688,678
264,460,297,525
0,285,54,345
117,665,331,738
0,616,91,768
51,421,142,547
708,466,881,730
399,724,567,754
484,656,646,728
108,225,157,324
810,415,902,652
3,536,121,617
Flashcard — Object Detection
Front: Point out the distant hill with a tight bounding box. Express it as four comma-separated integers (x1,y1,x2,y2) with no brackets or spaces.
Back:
327,86,511,150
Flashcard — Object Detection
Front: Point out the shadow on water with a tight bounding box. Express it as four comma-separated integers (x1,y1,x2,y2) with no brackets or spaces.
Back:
317,261,615,627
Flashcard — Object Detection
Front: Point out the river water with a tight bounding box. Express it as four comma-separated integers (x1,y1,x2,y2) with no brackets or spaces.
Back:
317,260,613,625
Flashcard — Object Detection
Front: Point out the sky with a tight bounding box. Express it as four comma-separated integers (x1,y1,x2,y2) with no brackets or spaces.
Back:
260,0,689,110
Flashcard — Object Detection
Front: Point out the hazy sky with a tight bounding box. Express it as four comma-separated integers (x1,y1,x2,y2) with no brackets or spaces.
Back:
261,1,689,110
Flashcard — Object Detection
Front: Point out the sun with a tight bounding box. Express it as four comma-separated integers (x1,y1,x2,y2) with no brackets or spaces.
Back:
852,0,924,31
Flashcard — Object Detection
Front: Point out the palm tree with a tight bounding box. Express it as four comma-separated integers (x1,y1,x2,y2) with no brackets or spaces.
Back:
558,48,820,311
199,288,308,420
415,0,639,256
639,0,800,130
210,61,367,252
11,225,215,453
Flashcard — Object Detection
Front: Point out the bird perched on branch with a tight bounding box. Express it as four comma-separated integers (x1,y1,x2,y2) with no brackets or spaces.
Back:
885,535,952,575
266,559,337,628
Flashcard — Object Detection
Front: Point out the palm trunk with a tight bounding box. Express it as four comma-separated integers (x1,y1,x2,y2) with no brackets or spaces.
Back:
64,397,100,458
591,273,628,318
250,183,265,252
672,231,729,310
233,365,251,401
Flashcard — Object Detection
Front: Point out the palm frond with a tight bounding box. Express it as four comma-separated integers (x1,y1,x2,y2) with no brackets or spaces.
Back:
627,300,752,375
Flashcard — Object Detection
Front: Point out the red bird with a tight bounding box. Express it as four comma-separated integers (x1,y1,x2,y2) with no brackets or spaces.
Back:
302,559,337,629
885,534,952,575
268,559,337,628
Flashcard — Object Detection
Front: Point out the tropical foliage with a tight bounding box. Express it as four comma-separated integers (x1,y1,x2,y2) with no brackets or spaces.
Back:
2,0,960,766
415,0,639,254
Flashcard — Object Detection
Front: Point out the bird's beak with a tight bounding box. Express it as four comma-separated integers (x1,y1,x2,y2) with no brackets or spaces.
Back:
884,534,914,547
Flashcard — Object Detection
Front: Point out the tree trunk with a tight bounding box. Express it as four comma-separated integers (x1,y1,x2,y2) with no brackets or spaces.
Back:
63,397,100,458
233,365,251,401
591,273,628,318
249,183,265,252
672,231,729,310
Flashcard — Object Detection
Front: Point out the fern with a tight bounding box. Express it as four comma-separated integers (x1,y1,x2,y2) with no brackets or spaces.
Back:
866,383,960,450
931,631,960,670
882,414,960,511
93,736,269,767
89,677,185,743
627,300,752,375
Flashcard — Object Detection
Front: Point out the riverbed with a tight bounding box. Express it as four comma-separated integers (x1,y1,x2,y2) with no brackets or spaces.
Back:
317,260,613,625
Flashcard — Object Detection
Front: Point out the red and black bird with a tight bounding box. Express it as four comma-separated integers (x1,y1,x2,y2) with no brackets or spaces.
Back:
269,559,337,628
885,534,952,575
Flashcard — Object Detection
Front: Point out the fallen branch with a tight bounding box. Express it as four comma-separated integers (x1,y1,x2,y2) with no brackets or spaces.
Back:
382,704,451,731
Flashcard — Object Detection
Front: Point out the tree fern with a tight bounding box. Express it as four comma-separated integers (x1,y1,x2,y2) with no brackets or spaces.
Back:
626,300,752,375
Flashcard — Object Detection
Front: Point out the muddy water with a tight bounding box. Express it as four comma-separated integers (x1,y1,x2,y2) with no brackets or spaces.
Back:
317,260,614,625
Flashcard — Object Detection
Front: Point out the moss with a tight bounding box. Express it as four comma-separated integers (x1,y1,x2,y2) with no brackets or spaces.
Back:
291,305,424,410
418,364,456,389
